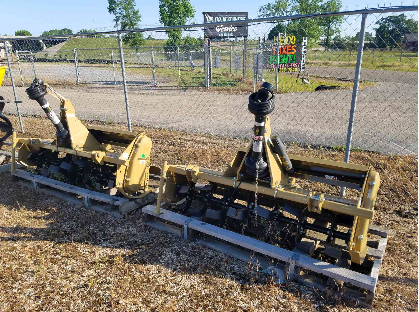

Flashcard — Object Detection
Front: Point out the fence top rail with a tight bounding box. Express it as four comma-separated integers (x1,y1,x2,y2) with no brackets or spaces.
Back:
2,6,417,41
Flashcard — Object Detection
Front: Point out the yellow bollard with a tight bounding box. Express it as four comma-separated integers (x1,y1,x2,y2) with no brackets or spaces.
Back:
155,160,168,214
0,66,7,86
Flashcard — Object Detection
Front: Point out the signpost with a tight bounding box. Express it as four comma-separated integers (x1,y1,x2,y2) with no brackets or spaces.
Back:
203,12,249,87
265,34,308,91
267,35,308,73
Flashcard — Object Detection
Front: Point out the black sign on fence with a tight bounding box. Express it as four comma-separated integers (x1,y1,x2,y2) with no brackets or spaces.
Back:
203,12,248,39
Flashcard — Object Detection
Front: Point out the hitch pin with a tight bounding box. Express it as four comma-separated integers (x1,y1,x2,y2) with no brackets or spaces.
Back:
233,177,237,188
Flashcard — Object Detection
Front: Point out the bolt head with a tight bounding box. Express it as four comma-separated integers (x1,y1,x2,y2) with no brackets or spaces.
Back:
358,235,363,240
370,182,375,186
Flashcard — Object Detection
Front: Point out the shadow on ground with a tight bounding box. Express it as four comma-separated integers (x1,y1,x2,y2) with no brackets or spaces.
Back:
0,174,364,310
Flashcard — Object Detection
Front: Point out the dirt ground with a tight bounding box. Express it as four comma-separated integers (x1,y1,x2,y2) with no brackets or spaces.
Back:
0,116,417,312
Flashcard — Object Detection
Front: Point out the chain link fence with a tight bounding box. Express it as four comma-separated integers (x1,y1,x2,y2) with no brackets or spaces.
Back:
1,7,417,162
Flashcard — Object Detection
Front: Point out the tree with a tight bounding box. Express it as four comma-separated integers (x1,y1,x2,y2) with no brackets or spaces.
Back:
181,35,203,51
354,31,374,42
259,0,293,18
319,0,342,49
375,14,418,49
107,0,144,47
267,23,287,40
159,0,195,47
15,30,32,36
77,29,104,38
42,28,73,36
259,0,324,47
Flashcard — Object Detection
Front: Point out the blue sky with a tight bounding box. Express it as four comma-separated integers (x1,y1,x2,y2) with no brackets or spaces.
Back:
2,0,417,36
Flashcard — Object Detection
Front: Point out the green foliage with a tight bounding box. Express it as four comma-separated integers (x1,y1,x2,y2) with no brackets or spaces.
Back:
374,14,418,49
355,31,374,42
107,0,144,47
259,0,292,17
181,36,203,50
15,30,32,36
267,24,287,40
42,28,73,36
159,0,195,47
122,33,144,47
319,0,342,49
260,0,343,48
332,35,346,49
77,29,104,38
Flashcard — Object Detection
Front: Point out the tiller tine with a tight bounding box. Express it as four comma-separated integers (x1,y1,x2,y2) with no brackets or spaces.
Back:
253,205,274,220
226,207,249,220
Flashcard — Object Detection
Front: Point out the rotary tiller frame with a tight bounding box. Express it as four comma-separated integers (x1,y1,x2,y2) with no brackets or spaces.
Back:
12,78,160,198
157,82,380,267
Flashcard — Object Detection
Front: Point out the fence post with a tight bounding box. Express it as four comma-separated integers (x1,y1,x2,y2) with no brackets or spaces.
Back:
341,13,368,196
208,39,212,82
117,31,132,132
151,47,156,86
243,37,248,79
73,48,80,85
276,37,280,91
253,52,257,92
177,46,181,87
30,52,36,79
16,51,24,87
230,45,232,74
111,49,116,85
4,40,24,133
204,42,209,89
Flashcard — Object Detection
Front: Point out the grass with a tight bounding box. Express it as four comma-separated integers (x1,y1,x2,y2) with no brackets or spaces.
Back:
0,115,417,311
40,38,169,60
126,66,374,93
36,38,418,73
306,49,418,72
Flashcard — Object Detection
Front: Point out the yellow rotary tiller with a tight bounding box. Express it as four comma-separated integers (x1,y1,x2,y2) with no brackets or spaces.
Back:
12,79,159,199
158,82,380,267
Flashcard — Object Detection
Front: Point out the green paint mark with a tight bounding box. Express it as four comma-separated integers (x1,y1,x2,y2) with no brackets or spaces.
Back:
141,154,145,158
